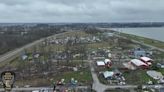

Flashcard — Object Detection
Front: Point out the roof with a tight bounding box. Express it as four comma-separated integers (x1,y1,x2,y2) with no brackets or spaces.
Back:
96,61,105,66
160,88,164,92
130,59,148,66
134,50,146,58
147,70,163,80
113,69,122,75
123,62,136,70
108,53,112,58
22,55,28,60
32,90,39,92
104,59,111,64
103,71,114,78
140,57,152,62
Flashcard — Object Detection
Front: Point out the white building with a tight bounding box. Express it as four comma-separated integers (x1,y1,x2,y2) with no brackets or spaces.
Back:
103,71,114,78
96,61,105,66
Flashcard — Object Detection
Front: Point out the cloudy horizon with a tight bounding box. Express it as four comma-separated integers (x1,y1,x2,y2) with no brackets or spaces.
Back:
0,0,164,23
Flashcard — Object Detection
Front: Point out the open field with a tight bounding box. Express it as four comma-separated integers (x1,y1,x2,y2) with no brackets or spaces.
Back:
122,70,156,85
53,68,92,84
120,33,164,49
98,68,156,85
105,88,158,92
55,31,90,39
15,68,92,87
0,59,92,87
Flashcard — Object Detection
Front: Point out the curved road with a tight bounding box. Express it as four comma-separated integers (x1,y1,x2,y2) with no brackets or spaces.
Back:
0,32,70,63
115,34,164,52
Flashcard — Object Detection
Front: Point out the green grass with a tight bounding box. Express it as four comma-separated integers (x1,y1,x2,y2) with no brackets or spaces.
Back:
123,70,156,85
15,77,52,87
53,68,92,84
156,68,164,75
56,31,89,39
59,60,87,65
153,51,164,59
87,42,110,49
98,74,108,84
5,58,92,86
9,57,21,67
120,33,164,49
97,68,156,85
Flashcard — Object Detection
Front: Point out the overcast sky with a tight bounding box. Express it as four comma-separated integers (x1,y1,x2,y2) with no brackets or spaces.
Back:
0,0,164,23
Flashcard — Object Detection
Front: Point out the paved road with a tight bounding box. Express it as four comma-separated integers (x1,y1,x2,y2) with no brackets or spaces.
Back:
89,60,107,92
99,27,164,52
98,27,164,52
115,34,164,52
0,86,88,92
89,58,138,92
0,87,52,92
131,39,164,52
0,31,70,63
0,85,163,92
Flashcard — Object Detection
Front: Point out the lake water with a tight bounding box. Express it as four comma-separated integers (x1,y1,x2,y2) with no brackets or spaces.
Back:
111,27,164,42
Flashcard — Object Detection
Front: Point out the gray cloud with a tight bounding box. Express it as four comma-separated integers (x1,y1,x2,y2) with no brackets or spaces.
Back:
0,0,164,23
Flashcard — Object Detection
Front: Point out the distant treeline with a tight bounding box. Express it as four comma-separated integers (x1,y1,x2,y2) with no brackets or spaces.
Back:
92,22,164,28
1,22,164,28
0,24,65,55
61,22,164,28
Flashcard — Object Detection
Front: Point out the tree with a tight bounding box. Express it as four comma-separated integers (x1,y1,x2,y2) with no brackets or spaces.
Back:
65,39,73,63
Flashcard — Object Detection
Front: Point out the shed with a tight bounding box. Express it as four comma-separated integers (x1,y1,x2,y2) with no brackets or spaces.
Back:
103,71,114,78
104,59,111,64
21,55,28,60
108,53,112,58
96,61,105,66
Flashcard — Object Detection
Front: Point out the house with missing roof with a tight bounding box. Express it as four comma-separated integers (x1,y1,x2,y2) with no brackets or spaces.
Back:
133,48,146,58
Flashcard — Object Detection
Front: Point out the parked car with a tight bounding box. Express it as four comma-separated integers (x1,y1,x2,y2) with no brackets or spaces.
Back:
40,88,49,92
157,63,164,68
32,90,39,92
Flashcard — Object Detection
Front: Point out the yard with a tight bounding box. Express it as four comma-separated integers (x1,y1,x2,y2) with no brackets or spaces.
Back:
122,69,156,85
96,63,157,85
105,88,158,92
52,68,92,85
15,68,92,87
0,54,92,87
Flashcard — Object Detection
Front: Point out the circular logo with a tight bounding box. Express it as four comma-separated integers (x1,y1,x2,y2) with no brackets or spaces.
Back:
1,71,15,91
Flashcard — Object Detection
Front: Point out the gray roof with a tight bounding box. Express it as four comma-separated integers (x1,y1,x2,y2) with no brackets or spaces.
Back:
159,88,164,92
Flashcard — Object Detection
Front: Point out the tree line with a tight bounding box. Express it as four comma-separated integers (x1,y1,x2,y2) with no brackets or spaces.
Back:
0,24,65,55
